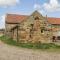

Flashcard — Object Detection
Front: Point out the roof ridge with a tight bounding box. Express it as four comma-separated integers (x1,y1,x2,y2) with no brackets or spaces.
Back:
6,13,29,16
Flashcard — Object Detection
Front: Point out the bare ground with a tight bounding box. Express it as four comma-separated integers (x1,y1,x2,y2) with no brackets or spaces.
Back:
0,41,60,60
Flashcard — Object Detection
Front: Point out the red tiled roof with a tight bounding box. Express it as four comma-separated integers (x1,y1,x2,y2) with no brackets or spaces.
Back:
48,17,60,24
6,14,28,23
6,14,60,24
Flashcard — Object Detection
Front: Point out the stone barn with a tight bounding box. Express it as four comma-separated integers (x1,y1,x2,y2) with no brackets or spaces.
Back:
5,11,60,43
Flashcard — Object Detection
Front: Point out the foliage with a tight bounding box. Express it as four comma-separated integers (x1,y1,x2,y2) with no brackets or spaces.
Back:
0,35,60,50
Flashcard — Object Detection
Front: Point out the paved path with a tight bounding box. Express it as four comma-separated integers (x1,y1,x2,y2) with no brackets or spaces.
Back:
0,41,60,60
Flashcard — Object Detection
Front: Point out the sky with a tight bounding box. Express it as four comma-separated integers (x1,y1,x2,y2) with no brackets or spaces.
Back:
0,0,60,29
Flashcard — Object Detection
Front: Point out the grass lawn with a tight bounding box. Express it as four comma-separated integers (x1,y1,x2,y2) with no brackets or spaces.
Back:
0,35,60,51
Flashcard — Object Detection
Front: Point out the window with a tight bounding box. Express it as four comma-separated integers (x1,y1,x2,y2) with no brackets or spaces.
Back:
41,29,44,33
41,27,45,33
35,17,39,20
30,24,33,27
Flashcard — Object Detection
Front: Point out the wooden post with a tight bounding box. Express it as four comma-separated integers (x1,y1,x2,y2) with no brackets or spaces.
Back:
17,25,19,42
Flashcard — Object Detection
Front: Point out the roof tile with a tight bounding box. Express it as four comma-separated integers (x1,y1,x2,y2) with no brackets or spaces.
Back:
6,14,60,24
48,18,60,24
6,14,28,23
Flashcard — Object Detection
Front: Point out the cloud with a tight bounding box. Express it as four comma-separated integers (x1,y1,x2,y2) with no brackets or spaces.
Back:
0,0,20,7
34,4,41,10
43,0,60,12
0,15,5,29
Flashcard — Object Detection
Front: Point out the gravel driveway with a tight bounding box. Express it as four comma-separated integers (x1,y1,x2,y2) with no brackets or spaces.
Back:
0,41,60,60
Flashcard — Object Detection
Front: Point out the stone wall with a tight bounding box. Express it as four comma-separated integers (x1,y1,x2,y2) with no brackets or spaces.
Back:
5,11,52,43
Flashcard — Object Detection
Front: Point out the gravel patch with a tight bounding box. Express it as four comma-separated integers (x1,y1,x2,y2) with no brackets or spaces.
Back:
0,41,60,60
